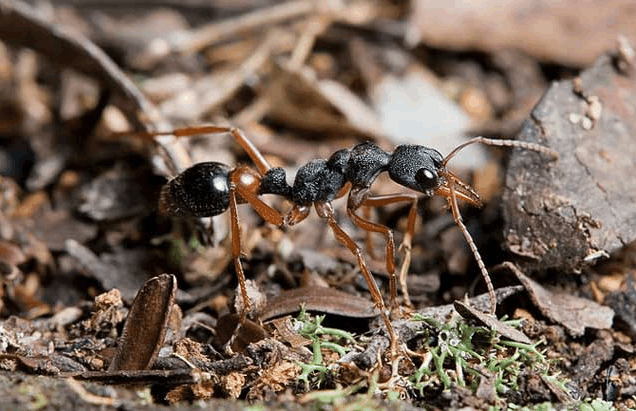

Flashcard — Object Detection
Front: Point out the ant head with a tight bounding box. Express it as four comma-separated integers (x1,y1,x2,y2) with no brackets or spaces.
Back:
388,145,445,195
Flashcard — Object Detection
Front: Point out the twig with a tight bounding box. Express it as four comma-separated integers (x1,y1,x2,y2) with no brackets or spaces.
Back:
168,0,320,53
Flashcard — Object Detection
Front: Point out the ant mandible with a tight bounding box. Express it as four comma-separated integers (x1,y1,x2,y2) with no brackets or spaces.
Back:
129,125,558,354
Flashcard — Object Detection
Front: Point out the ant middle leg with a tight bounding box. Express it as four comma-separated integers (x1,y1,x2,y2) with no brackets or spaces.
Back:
347,189,419,310
314,201,399,355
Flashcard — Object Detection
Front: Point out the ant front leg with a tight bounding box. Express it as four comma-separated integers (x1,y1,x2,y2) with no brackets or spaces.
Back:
444,174,497,315
347,187,419,310
437,136,558,316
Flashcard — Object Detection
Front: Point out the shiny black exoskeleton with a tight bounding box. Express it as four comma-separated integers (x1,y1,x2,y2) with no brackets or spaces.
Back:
159,162,232,217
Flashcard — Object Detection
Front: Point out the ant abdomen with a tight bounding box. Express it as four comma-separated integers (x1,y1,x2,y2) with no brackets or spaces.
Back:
159,162,232,217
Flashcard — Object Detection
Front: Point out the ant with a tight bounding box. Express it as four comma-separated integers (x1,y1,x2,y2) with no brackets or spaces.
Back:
126,125,557,354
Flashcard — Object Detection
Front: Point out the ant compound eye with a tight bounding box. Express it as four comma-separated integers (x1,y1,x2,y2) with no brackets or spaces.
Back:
416,168,438,189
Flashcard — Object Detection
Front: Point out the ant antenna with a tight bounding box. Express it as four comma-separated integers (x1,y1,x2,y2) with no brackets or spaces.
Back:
442,136,559,167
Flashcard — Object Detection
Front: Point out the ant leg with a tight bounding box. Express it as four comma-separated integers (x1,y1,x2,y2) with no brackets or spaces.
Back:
359,193,419,309
346,193,395,310
118,125,273,175
314,201,398,355
283,204,311,227
230,166,283,226
348,190,419,309
444,176,496,315
227,186,250,353
227,127,271,175
362,206,380,261
224,168,285,353
174,126,273,175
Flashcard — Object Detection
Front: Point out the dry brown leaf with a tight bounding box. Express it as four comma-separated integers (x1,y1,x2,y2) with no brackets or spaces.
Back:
505,262,614,337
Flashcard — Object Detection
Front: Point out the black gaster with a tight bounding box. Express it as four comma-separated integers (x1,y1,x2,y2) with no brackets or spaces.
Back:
159,162,232,217
292,149,350,206
346,142,391,188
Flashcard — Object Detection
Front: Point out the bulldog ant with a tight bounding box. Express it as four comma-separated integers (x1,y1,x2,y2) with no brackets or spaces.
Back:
127,125,557,353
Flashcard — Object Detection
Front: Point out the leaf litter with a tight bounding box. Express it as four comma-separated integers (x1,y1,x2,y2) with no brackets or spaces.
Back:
0,1,635,410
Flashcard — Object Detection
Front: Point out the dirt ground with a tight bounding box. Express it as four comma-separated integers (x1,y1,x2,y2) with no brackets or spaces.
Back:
1,1,636,410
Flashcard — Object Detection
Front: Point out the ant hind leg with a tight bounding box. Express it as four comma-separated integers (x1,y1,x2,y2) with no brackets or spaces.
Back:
117,125,273,175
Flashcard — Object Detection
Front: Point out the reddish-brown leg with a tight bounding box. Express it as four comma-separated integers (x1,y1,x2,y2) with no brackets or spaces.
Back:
443,174,496,315
230,166,283,226
228,187,249,345
121,125,273,175
362,206,379,261
218,166,285,353
314,201,398,355
227,167,284,321
348,191,419,309
175,126,273,175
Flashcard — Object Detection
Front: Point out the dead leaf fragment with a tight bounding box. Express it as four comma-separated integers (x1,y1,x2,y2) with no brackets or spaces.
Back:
261,287,379,321
505,262,614,337
270,316,311,348
108,274,177,371
454,300,531,344
247,362,300,402
214,314,268,353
